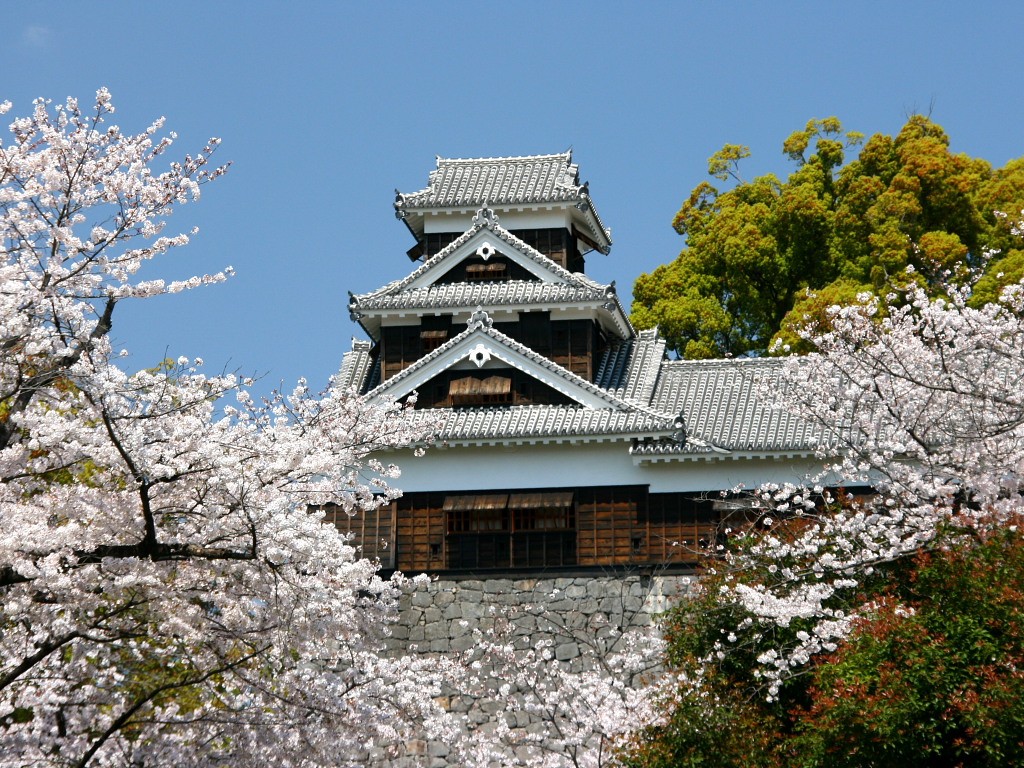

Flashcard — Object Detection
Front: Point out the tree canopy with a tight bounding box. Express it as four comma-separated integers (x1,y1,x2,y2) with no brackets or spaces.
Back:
0,91,671,768
0,90,463,766
626,252,1024,766
631,116,1024,357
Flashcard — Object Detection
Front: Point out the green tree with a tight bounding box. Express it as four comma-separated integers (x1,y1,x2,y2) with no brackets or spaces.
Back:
793,529,1024,768
629,526,1024,768
632,117,1024,357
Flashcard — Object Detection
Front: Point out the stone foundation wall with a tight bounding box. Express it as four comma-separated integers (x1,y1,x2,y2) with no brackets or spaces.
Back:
373,572,695,767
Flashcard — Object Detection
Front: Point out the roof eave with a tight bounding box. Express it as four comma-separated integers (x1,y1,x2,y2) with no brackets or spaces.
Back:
630,448,818,465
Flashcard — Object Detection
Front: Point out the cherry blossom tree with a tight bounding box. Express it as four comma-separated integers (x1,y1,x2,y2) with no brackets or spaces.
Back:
630,228,1024,766
459,579,673,768
0,91,458,767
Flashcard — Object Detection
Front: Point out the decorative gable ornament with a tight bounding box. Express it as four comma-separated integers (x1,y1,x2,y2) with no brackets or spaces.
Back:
468,307,493,330
466,344,492,368
471,205,499,226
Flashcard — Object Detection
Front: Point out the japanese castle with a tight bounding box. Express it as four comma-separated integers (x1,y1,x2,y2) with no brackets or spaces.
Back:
333,152,821,574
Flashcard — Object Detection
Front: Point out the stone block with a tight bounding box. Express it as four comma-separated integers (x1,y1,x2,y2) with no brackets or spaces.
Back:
410,590,434,608
555,642,580,661
546,598,575,611
484,579,513,594
424,621,448,641
598,596,623,614
424,607,443,624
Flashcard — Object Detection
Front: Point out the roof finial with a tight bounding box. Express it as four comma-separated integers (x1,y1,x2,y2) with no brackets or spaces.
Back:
472,204,499,226
575,180,590,211
468,307,493,330
672,412,688,444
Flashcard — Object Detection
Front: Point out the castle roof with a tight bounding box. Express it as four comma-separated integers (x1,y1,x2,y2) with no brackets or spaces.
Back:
339,154,825,462
398,152,585,209
339,329,825,459
637,357,823,460
351,210,631,340
394,152,611,254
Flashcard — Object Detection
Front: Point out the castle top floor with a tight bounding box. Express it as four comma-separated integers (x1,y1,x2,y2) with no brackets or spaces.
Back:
394,152,612,267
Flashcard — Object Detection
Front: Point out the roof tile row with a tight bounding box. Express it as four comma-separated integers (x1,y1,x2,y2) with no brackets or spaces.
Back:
353,280,607,312
397,153,582,209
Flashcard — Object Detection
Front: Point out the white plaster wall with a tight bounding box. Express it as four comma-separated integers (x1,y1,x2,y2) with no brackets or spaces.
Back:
423,209,572,233
385,441,834,495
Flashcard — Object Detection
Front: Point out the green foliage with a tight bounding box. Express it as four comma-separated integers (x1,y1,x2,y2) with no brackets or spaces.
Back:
623,559,790,768
632,116,1024,358
971,249,1024,306
792,528,1024,768
632,523,1024,767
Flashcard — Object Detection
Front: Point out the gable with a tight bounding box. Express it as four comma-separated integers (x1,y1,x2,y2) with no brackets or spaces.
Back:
369,314,652,413
403,224,575,291
414,368,577,409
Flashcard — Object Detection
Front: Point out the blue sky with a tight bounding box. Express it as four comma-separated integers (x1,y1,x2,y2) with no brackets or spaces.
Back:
4,1,1023,399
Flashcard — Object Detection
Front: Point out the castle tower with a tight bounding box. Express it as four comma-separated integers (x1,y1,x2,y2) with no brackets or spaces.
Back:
335,153,821,574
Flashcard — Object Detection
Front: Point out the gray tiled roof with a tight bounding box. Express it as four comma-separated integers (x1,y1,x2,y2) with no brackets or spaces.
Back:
649,358,822,453
351,213,633,340
394,153,611,253
397,153,584,209
353,280,608,312
595,328,667,405
335,339,373,392
414,405,674,443
339,334,821,455
353,214,593,304
339,333,821,456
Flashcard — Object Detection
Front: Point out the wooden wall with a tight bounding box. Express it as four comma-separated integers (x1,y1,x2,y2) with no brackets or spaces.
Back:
394,493,446,572
379,487,721,573
322,503,396,569
417,370,576,409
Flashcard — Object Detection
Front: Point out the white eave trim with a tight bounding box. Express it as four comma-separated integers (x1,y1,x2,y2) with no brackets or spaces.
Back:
631,448,818,465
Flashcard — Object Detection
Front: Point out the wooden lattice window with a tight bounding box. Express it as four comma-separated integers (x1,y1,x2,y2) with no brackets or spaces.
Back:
321,502,395,569
448,374,511,406
445,494,509,532
643,493,720,564
443,491,576,569
420,329,448,353
466,262,508,281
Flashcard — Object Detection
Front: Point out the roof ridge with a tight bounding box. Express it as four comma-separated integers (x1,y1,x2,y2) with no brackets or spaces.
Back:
353,281,609,311
435,151,572,165
661,356,785,368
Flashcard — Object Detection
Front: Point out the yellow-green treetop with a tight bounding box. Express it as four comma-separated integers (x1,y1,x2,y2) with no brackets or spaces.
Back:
632,116,1024,357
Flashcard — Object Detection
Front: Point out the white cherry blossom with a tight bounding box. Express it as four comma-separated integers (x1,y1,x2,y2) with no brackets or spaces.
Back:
0,90,456,767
